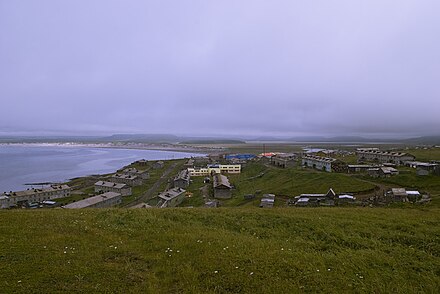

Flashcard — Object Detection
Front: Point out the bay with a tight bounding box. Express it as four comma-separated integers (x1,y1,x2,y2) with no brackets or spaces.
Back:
0,145,203,192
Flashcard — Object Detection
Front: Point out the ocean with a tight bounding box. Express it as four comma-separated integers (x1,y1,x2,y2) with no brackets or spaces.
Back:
0,145,202,192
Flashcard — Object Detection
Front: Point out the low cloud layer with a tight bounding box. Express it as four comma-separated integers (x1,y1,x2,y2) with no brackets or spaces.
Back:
1,1,439,138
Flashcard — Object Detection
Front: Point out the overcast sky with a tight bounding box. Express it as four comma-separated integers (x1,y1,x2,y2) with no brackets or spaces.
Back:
1,0,439,138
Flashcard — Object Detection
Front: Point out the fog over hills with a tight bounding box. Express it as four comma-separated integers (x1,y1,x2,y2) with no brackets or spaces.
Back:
1,1,439,138
1,134,439,145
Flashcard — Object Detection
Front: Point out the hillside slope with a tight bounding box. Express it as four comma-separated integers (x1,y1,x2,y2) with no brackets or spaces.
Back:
1,208,439,293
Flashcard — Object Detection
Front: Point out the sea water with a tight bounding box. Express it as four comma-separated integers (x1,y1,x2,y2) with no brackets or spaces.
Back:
0,145,202,192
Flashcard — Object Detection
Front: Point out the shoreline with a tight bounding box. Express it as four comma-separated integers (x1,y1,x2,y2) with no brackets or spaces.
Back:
0,144,208,192
0,142,222,154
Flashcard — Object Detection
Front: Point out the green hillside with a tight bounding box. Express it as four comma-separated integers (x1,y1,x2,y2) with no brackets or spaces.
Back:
1,208,439,293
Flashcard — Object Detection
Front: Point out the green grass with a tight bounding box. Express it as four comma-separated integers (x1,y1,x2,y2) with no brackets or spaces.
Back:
1,208,439,293
358,170,440,206
216,162,376,207
180,177,207,207
406,147,440,161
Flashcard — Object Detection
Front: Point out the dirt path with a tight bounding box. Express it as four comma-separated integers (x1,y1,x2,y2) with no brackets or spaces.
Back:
124,162,179,207
348,176,394,200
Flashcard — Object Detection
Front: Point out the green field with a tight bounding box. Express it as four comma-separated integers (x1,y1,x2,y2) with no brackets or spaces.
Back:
1,208,439,293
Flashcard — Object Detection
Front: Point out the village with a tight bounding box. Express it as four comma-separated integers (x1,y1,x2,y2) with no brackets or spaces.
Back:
1,146,438,210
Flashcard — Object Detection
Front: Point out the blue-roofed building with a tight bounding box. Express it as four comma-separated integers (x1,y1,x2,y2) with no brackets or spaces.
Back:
225,154,256,161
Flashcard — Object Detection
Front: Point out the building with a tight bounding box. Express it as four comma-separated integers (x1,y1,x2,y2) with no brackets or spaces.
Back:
387,188,409,202
0,184,71,209
193,156,211,165
94,181,132,196
174,169,191,189
356,149,415,165
208,164,241,174
122,168,150,179
62,192,122,209
302,155,347,172
347,164,380,173
213,174,232,199
225,154,256,161
184,158,195,168
260,194,275,208
136,159,149,166
294,188,337,206
368,167,399,178
405,161,439,176
187,167,210,177
111,174,143,186
271,153,297,168
187,164,241,176
153,161,164,169
157,187,186,208
386,188,422,202
0,195,10,209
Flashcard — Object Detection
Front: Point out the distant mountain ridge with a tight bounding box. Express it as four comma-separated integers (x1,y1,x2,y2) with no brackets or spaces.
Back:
0,134,439,145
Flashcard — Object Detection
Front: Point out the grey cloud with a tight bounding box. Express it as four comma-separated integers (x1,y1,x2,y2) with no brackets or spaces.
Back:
1,0,439,137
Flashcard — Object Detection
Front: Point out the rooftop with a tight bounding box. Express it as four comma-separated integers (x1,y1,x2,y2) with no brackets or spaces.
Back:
63,192,121,209
213,174,231,189
2,184,71,198
302,155,336,163
95,181,128,189
158,188,186,201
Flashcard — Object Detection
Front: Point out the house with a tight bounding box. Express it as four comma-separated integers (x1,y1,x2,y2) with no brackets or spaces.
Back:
260,194,275,208
294,188,336,206
184,158,195,168
213,174,232,199
153,161,164,169
94,181,132,196
193,156,211,165
136,159,149,166
0,184,71,209
387,188,409,202
157,187,186,208
111,174,143,186
122,168,150,179
368,167,399,178
62,192,122,209
405,161,439,176
386,188,421,202
356,149,415,165
0,195,10,209
174,169,190,189
271,153,297,168
302,155,347,172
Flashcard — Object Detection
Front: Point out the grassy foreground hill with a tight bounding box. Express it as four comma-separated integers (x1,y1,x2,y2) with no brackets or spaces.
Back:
1,208,439,293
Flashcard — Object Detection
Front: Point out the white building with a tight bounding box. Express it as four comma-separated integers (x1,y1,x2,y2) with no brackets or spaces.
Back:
187,164,241,176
